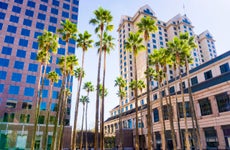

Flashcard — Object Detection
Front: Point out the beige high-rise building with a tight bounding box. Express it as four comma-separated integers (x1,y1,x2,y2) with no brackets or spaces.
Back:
118,5,217,104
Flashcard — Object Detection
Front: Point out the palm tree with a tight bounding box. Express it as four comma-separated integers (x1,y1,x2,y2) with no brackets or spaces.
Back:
167,36,191,150
83,82,94,150
179,33,202,149
159,48,177,150
80,96,89,150
31,30,58,150
96,32,115,149
51,19,77,150
137,17,158,149
42,71,59,150
72,31,93,150
114,77,126,150
57,55,78,149
149,49,167,150
89,7,113,150
125,32,145,150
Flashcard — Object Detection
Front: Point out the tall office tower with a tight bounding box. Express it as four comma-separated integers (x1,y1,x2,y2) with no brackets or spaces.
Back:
118,5,217,102
0,0,79,149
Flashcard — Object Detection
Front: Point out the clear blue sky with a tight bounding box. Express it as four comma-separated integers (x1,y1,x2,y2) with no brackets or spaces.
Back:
70,0,230,129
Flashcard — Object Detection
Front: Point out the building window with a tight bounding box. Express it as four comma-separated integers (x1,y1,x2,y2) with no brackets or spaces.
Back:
72,14,78,21
72,6,78,12
24,87,34,97
37,13,46,20
9,85,20,95
153,94,158,100
20,114,30,123
21,28,30,36
39,4,47,11
28,63,38,72
12,5,21,13
14,61,24,70
222,125,230,148
4,36,15,44
130,104,133,109
51,8,58,15
26,75,36,84
23,19,32,27
0,71,7,80
25,9,34,17
11,73,22,82
19,39,28,47
50,17,57,24
0,12,6,20
169,86,175,94
14,0,23,4
51,103,57,111
215,92,230,113
204,70,213,80
32,42,38,49
178,102,191,118
52,0,59,6
16,49,26,58
220,63,229,74
0,58,9,67
10,15,19,23
2,46,12,55
153,108,159,122
199,98,212,116
163,105,170,120
27,1,35,8
51,91,58,99
22,101,32,109
63,3,70,9
3,113,15,122
0,84,4,93
0,2,8,9
42,89,48,98
36,22,44,30
204,127,218,149
191,76,198,86
34,32,42,39
48,26,56,32
62,11,69,18
40,102,46,110
38,115,45,124
30,52,37,60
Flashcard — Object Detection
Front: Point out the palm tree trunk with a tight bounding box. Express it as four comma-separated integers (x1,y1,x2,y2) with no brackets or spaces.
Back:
80,104,85,150
85,95,89,150
59,74,73,150
43,83,54,150
133,55,139,150
185,57,202,150
100,49,106,149
178,64,190,150
72,51,86,150
165,72,177,150
145,41,153,150
31,63,47,150
118,90,123,150
173,66,183,149
51,75,65,150
94,26,104,150
57,76,67,150
158,80,166,150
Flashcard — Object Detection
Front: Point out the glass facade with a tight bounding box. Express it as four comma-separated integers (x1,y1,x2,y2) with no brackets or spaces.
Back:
0,0,79,136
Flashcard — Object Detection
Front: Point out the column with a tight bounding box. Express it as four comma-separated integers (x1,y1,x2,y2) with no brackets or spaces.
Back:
200,128,207,149
215,126,226,149
209,95,219,116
